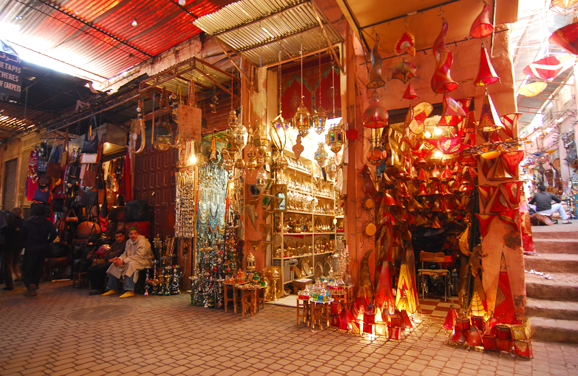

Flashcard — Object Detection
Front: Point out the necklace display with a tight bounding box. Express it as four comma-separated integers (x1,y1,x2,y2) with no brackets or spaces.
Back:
175,170,195,238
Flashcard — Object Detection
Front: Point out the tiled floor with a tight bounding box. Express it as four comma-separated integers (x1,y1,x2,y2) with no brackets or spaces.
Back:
1,281,577,376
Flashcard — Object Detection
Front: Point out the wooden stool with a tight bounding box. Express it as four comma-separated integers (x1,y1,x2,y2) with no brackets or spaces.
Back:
73,272,88,288
296,298,310,325
256,287,266,313
223,283,238,313
239,287,256,317
310,300,331,329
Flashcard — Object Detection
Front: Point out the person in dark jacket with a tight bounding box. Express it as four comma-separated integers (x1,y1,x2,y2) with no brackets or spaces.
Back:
529,185,571,224
21,205,57,296
87,230,127,295
2,208,24,290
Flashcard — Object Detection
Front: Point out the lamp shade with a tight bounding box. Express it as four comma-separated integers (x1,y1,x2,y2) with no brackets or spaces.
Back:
431,21,458,94
395,31,416,56
403,83,418,100
549,20,578,55
363,93,389,128
392,60,416,83
523,55,574,80
474,46,500,86
470,2,493,38
518,82,547,97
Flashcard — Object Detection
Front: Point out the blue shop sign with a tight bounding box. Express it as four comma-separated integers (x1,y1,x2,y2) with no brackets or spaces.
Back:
0,52,22,98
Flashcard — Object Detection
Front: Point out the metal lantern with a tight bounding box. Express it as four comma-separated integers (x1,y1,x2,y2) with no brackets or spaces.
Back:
293,100,312,137
326,157,337,180
233,123,247,151
362,91,389,128
326,121,345,154
312,106,328,135
314,142,328,167
228,109,239,130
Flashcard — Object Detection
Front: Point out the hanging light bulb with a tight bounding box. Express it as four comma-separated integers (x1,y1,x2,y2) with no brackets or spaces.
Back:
178,0,186,5
293,45,311,137
131,18,137,27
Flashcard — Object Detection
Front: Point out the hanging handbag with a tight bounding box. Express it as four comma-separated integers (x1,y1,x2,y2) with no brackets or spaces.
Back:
32,185,51,203
46,144,62,178
65,208,79,223
79,187,97,207
82,165,97,188
81,118,99,154
37,155,48,173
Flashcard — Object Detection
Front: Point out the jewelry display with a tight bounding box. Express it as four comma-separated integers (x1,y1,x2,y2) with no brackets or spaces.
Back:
175,170,195,238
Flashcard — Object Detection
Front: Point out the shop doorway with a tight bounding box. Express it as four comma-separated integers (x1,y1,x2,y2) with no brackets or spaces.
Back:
2,159,17,210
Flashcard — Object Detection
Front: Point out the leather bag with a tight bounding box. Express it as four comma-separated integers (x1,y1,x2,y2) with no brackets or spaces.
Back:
82,165,97,188
75,221,102,240
79,188,97,207
82,127,99,154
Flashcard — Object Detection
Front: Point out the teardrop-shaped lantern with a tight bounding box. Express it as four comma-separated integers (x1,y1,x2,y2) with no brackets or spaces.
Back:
367,34,385,88
475,46,500,86
431,21,458,94
470,2,494,39
363,91,389,128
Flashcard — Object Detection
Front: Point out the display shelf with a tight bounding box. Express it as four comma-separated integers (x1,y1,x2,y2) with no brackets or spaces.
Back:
272,152,337,287
335,215,344,219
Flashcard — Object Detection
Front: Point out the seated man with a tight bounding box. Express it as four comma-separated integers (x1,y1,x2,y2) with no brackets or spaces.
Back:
102,227,154,298
87,230,127,295
529,185,571,224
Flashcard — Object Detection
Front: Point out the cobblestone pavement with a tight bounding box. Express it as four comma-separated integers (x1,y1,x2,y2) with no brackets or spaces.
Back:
1,281,577,376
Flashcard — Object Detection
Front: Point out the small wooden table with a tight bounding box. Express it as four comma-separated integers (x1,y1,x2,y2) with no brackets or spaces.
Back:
309,298,333,329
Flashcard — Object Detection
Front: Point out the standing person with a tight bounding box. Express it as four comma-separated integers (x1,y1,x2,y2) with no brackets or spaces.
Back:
529,185,572,224
2,208,24,291
102,227,154,298
21,205,57,296
87,230,126,295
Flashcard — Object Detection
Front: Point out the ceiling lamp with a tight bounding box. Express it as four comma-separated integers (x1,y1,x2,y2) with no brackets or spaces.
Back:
431,20,458,94
518,82,547,97
474,46,500,86
549,19,578,55
367,34,385,88
395,31,416,57
312,48,328,135
131,19,137,27
392,60,416,84
326,120,345,154
362,91,388,128
478,92,505,132
523,55,574,81
470,1,493,38
293,46,311,137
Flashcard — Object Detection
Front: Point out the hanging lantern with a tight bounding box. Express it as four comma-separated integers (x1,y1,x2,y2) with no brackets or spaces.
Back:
470,2,494,38
403,84,418,100
228,109,239,130
367,34,385,88
438,95,468,126
312,106,328,135
478,92,505,132
549,18,578,55
518,82,548,97
255,168,268,192
326,121,346,154
408,102,433,134
431,21,458,94
392,60,416,83
395,31,416,57
233,124,247,150
363,91,389,128
221,148,233,173
475,46,500,86
293,47,312,137
314,143,328,167
523,55,574,81
326,157,338,180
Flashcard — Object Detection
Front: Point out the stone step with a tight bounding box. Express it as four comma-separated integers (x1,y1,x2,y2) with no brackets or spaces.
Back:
524,254,578,274
529,317,578,343
531,224,578,240
526,298,578,320
533,239,578,254
525,273,578,302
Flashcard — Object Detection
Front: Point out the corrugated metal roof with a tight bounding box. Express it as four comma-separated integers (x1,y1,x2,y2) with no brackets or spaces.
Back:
1,0,233,81
194,0,343,65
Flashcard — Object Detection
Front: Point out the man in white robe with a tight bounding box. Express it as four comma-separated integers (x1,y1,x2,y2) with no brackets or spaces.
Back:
102,227,154,298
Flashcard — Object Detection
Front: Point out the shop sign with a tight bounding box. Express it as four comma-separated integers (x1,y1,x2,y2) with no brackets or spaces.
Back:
177,104,202,142
0,52,22,98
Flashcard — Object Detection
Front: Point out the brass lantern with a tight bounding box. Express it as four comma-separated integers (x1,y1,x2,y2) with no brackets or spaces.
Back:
326,157,338,180
314,142,328,167
312,106,328,135
294,100,312,137
228,109,239,130
326,121,346,154
233,123,247,151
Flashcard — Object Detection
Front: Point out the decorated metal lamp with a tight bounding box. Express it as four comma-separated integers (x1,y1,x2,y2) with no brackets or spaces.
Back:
326,121,345,154
271,51,287,131
293,46,312,137
314,142,328,167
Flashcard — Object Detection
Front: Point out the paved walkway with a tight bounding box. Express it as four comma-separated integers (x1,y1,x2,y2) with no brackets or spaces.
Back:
1,281,577,376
